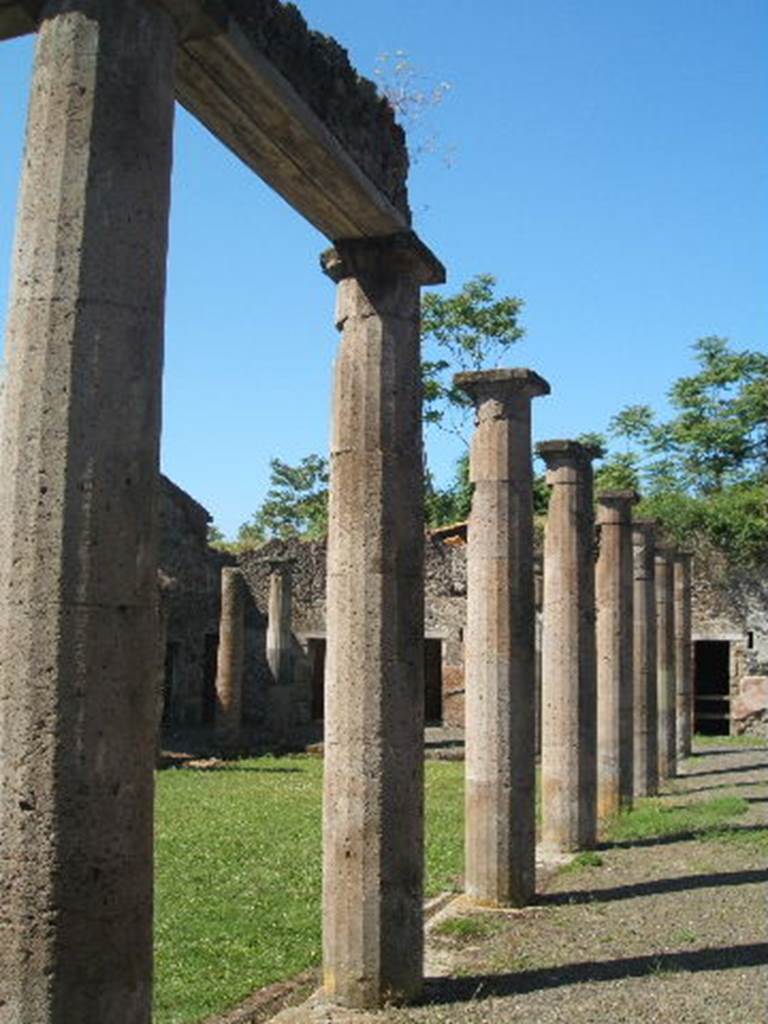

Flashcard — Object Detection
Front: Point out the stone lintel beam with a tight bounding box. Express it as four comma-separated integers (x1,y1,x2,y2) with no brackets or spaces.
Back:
1,0,226,41
595,490,638,821
454,368,549,908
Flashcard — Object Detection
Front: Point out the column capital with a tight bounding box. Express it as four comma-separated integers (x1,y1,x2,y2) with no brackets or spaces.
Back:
263,557,296,576
537,439,602,484
596,490,639,524
654,544,677,564
672,549,694,565
454,367,551,405
321,231,445,286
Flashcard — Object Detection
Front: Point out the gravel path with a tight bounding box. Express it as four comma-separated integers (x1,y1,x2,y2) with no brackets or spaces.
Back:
272,740,768,1024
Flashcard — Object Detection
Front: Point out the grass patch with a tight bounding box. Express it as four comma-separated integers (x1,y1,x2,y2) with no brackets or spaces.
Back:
154,756,464,1024
434,915,502,942
693,733,768,749
701,823,768,853
605,794,749,844
561,850,604,873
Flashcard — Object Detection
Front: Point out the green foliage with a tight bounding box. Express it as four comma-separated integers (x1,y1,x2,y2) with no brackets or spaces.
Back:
604,794,749,844
434,915,504,941
154,756,464,1023
561,850,604,873
237,455,328,544
425,453,472,528
598,337,768,564
422,274,525,435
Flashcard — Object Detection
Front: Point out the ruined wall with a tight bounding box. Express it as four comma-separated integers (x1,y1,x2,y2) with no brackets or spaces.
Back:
158,476,234,726
692,552,768,736
224,0,410,219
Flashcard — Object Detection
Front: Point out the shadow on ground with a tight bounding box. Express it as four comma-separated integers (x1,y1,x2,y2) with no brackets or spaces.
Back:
541,867,768,906
422,943,768,1004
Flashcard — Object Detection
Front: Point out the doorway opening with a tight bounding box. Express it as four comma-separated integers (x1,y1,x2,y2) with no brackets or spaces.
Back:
424,638,443,724
201,633,219,726
309,638,326,721
693,640,730,735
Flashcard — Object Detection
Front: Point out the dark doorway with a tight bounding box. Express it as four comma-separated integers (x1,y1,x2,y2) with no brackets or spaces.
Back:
424,638,443,724
201,633,219,725
309,638,326,721
694,640,730,735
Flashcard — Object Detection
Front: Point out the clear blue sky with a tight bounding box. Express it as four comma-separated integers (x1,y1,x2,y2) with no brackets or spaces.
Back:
1,1,766,537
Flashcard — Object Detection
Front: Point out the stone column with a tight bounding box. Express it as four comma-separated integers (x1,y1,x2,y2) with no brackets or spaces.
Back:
265,558,295,743
655,546,677,780
538,441,600,854
215,567,246,752
455,368,550,908
0,3,177,1021
673,551,694,759
321,234,444,1008
595,491,637,819
631,520,659,797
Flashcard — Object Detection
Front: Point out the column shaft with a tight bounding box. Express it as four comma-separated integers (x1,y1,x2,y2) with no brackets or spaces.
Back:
655,549,677,779
457,369,549,907
215,568,245,751
321,237,442,1008
631,522,659,797
595,493,636,819
539,441,599,853
674,553,693,758
0,3,176,1021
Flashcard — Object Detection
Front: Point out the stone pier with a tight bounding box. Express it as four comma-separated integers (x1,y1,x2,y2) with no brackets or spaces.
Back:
266,558,296,742
595,491,637,819
673,551,694,759
456,368,550,908
321,235,444,1007
631,520,659,797
538,441,600,854
0,2,177,1020
215,567,246,752
655,546,677,780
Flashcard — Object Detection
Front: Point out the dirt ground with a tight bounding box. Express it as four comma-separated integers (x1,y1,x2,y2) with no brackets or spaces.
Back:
266,740,767,1024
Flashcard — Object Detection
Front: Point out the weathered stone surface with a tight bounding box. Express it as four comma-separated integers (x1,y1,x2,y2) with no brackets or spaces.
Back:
321,237,432,1007
456,369,549,908
265,559,296,741
0,1,177,1020
538,441,600,854
215,567,245,751
731,676,768,736
673,552,693,757
631,520,659,797
595,492,637,819
655,547,677,780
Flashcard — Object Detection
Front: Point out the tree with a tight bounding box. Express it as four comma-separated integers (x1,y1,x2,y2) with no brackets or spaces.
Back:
422,273,525,438
596,337,768,563
236,275,525,541
236,455,328,545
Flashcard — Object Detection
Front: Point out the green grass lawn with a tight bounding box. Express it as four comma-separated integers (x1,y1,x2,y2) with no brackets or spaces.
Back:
154,757,464,1024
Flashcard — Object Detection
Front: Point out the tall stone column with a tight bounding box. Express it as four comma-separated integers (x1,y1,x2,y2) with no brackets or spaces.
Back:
631,520,659,797
538,440,600,854
595,491,637,819
215,567,245,752
655,546,677,780
455,368,550,908
264,558,295,743
0,3,177,1021
321,234,444,1008
673,551,694,759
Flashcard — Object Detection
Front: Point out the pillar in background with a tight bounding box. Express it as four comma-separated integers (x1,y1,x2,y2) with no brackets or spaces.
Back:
215,567,246,752
456,368,550,908
595,491,638,819
0,2,177,1020
655,546,677,780
631,520,659,797
320,235,444,1008
673,551,694,758
265,558,296,743
538,440,601,854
